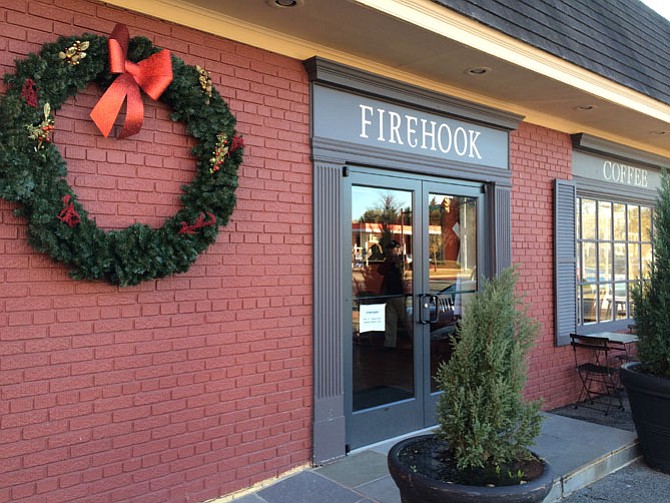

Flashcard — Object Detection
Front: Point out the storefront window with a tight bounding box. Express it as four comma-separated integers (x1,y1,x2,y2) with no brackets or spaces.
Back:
576,197,653,325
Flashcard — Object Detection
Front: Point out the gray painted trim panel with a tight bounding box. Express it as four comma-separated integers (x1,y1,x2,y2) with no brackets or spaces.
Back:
304,56,524,131
493,185,512,273
313,162,346,464
572,133,670,169
573,176,657,205
311,137,512,187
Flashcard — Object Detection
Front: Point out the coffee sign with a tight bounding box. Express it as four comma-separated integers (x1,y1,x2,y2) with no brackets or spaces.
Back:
572,150,660,191
602,160,648,188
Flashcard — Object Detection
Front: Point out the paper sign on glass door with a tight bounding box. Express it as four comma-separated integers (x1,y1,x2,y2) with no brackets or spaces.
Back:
359,304,386,332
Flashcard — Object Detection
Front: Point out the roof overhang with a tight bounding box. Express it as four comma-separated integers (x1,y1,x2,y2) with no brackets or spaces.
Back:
103,0,670,158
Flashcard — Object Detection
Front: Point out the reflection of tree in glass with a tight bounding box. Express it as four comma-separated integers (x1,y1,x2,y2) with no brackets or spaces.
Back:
428,197,442,222
359,193,409,256
581,199,596,240
429,197,444,268
614,203,627,241
641,207,652,240
441,197,461,262
628,206,640,240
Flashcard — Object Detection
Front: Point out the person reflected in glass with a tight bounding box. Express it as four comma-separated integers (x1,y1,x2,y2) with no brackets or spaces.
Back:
378,240,408,350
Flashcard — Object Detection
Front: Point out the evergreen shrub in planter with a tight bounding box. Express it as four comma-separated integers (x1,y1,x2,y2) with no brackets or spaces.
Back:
388,267,553,503
622,170,670,474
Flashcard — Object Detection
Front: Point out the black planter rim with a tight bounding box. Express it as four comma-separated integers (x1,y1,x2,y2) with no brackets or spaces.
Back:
620,360,670,475
621,361,670,395
387,433,554,497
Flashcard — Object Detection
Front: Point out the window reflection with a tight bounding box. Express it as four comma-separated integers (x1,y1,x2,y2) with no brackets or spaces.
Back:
350,185,480,409
351,186,414,411
582,200,596,240
598,243,613,282
642,243,652,277
641,207,652,241
598,201,612,241
577,197,653,326
628,206,640,241
428,194,477,393
613,203,626,241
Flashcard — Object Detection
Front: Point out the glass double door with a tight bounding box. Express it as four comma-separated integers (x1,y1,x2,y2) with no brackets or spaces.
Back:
347,170,483,449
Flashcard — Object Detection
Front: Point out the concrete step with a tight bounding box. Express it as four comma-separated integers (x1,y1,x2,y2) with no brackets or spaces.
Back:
223,412,639,503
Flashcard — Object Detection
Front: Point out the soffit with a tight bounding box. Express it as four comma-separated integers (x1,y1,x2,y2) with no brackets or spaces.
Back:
103,0,670,158
432,0,670,109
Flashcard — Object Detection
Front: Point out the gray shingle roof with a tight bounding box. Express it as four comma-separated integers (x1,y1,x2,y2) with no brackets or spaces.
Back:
432,0,670,106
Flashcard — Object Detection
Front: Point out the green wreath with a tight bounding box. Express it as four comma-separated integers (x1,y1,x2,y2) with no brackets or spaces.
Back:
0,31,243,286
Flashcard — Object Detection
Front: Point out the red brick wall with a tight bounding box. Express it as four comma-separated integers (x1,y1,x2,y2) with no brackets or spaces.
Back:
510,122,578,409
0,1,313,502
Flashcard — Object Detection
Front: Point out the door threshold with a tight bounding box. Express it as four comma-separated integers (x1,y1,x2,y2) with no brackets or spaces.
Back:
347,425,437,456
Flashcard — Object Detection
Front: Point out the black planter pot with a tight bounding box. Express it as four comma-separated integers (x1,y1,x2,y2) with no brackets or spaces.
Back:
387,434,554,503
620,362,670,474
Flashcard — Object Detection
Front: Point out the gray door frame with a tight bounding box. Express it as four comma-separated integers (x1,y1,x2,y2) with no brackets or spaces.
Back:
343,169,488,450
307,57,520,464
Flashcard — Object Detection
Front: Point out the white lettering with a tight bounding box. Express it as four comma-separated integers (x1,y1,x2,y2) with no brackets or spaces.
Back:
421,119,437,151
602,160,649,188
437,123,452,153
356,101,489,161
603,160,612,181
469,130,482,159
388,111,403,144
454,127,468,156
377,108,386,142
634,168,649,188
406,115,418,148
359,105,373,139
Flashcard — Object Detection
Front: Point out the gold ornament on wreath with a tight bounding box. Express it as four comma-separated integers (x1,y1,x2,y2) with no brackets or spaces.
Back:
26,102,54,149
196,64,213,104
58,40,90,65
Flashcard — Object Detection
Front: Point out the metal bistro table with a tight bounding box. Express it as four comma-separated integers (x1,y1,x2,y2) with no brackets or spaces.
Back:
570,331,639,412
586,331,639,361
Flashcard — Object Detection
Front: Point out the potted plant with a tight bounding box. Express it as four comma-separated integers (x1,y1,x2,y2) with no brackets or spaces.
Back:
387,267,553,502
621,171,670,474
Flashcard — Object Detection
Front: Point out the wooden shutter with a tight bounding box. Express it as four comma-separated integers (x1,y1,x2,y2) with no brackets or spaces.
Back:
554,179,577,346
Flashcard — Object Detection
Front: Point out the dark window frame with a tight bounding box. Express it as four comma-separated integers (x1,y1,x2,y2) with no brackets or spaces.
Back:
575,195,653,329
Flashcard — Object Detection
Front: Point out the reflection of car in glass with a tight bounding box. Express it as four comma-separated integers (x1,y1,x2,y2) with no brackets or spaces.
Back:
580,266,630,321
581,267,605,284
433,279,477,337
581,267,628,298
406,278,477,341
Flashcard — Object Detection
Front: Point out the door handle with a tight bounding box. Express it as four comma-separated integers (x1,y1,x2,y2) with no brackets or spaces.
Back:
418,294,439,324
428,295,439,324
418,294,430,324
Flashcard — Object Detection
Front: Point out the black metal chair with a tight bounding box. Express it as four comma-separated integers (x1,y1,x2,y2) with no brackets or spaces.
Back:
570,334,624,414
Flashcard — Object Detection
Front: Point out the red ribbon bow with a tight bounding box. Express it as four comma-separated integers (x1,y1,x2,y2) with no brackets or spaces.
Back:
178,212,217,235
90,24,173,138
57,195,81,227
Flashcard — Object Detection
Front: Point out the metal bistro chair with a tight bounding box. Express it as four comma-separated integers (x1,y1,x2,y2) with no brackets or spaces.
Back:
570,334,624,414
